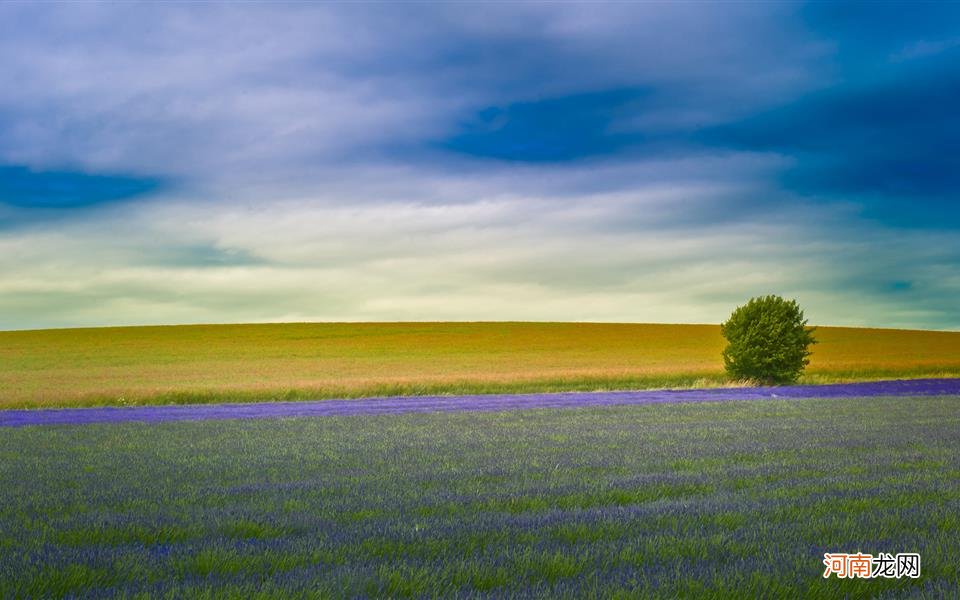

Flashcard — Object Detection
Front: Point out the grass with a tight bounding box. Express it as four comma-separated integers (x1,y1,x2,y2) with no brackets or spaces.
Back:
1,322,959,408
1,395,958,597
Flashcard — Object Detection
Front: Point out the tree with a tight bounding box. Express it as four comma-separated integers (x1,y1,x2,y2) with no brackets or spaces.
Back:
720,295,816,384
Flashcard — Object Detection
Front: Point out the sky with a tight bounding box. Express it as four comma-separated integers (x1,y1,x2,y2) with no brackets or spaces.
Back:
1,2,958,331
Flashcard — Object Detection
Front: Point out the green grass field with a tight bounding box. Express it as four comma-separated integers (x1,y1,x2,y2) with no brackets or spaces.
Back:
2,396,958,598
2,322,959,408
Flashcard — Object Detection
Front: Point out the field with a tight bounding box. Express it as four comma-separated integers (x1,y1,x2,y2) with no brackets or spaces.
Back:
2,395,958,598
2,322,960,408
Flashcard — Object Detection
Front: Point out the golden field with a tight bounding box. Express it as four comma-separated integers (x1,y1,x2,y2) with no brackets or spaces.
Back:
1,322,958,408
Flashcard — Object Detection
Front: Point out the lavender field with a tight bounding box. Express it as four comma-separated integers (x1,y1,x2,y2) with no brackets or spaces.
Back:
2,393,959,598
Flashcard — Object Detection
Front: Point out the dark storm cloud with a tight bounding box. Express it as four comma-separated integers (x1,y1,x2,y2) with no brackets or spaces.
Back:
442,89,656,161
0,166,165,229
701,46,960,227
0,166,160,209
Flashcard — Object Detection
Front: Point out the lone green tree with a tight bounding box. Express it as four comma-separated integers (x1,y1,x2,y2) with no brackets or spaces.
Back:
720,295,816,384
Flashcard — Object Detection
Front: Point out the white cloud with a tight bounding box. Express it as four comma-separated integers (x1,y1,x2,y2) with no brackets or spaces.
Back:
2,157,957,330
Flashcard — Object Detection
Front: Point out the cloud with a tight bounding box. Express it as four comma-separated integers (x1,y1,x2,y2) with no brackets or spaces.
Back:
442,88,660,162
700,45,960,227
0,165,163,230
2,158,957,331
0,2,957,330
0,3,818,179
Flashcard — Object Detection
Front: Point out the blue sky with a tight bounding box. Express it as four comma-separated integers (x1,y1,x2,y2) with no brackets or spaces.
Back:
0,2,958,330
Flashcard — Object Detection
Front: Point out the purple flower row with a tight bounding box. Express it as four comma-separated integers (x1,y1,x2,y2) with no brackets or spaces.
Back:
2,378,958,428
